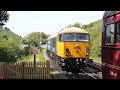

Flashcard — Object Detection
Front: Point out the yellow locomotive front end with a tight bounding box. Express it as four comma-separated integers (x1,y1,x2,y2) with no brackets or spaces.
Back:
56,27,91,71
64,41,91,59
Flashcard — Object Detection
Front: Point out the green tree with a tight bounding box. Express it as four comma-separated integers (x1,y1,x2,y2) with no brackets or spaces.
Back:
40,32,47,45
81,19,102,62
72,23,81,28
0,38,22,62
41,32,47,39
24,32,36,46
90,23,93,27
66,23,82,28
0,11,9,27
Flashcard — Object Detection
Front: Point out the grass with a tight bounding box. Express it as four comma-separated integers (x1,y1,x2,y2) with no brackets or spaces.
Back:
38,48,46,61
18,48,46,62
90,56,101,63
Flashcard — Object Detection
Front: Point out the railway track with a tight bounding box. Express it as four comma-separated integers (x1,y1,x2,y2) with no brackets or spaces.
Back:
44,50,102,79
86,62,101,71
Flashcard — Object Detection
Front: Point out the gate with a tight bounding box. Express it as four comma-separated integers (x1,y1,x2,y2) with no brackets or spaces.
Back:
0,61,50,79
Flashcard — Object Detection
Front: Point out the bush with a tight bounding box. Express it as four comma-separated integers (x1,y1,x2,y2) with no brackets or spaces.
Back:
0,38,24,62
24,46,31,56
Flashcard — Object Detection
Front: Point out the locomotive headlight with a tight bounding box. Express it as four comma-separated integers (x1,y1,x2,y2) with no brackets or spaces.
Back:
86,49,89,56
66,48,69,56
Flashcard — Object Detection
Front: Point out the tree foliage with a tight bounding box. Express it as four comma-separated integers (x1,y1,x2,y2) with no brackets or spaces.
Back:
0,28,22,43
82,19,102,59
0,37,23,62
0,11,9,25
66,22,83,28
0,27,24,62
23,32,37,46
22,32,48,46
40,32,48,45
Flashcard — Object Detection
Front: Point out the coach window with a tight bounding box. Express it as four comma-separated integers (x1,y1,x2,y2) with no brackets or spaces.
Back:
116,22,120,43
105,24,115,45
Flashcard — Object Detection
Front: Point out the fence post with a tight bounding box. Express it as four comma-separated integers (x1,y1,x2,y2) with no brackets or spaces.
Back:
3,62,6,78
22,62,25,79
46,60,50,79
0,62,6,79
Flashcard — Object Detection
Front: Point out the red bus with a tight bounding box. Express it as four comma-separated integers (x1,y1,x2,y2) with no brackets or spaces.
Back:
102,11,120,79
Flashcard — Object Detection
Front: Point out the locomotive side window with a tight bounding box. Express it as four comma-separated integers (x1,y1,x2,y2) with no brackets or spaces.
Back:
59,34,64,42
105,24,115,45
116,22,120,43
52,37,57,47
59,34,61,41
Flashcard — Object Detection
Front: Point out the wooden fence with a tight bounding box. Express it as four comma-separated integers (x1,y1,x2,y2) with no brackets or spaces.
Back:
0,61,50,79
0,62,5,76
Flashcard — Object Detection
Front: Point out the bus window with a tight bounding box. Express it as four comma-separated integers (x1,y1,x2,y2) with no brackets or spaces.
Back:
105,24,115,45
116,22,120,43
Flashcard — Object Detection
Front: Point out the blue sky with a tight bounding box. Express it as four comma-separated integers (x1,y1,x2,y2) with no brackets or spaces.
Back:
5,11,104,37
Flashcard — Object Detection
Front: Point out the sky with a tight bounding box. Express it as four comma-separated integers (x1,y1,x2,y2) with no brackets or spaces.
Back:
5,11,105,37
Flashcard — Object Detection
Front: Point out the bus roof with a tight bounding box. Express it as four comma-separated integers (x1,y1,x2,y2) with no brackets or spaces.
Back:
103,11,120,18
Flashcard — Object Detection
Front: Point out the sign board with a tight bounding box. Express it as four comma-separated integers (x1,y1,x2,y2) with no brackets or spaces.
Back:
31,49,38,54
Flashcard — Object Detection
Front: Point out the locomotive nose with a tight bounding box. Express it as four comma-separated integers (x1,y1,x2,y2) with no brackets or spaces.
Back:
74,43,81,50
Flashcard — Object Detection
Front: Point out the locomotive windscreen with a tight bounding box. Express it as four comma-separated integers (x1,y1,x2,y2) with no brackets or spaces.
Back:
60,33,90,42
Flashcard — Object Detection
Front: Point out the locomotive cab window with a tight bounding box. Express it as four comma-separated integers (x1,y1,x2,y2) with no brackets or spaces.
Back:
116,21,120,43
64,33,76,41
59,33,89,42
105,24,115,45
60,33,76,42
77,34,90,42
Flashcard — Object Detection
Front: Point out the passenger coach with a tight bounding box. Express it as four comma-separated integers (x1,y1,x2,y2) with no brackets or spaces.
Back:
102,11,120,79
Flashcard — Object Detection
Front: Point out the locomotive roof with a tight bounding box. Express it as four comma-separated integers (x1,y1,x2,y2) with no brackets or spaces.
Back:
47,32,57,40
103,11,120,18
58,27,88,34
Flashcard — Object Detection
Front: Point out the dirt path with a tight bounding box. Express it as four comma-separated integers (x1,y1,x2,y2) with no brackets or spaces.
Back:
43,49,63,73
43,49,57,69
43,49,49,61
41,50,64,78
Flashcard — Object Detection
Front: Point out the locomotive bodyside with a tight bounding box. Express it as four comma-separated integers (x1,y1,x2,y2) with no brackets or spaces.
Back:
47,33,57,58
